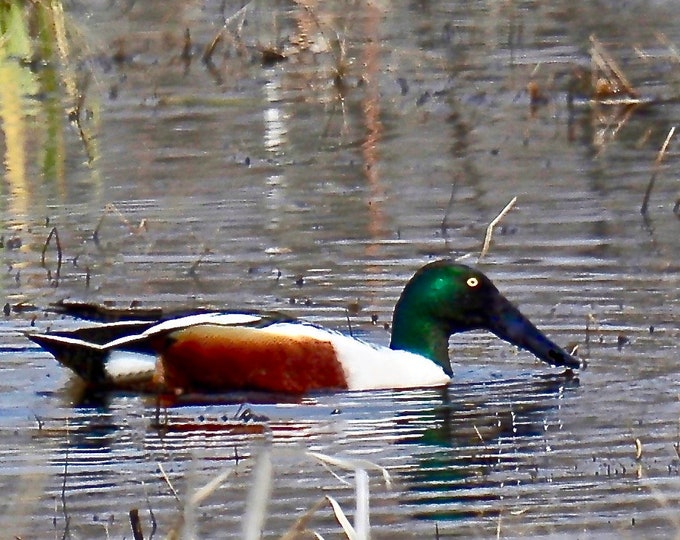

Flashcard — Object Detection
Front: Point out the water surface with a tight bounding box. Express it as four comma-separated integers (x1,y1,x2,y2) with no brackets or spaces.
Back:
1,1,679,538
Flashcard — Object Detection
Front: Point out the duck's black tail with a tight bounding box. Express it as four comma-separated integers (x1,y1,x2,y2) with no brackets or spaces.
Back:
27,332,110,384
26,320,157,386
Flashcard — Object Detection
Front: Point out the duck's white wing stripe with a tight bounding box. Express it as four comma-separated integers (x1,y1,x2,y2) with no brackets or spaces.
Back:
143,313,263,335
143,313,262,336
104,313,264,349
30,334,106,350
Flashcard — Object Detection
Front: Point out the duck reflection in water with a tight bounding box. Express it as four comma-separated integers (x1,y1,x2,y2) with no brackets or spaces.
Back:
395,371,579,522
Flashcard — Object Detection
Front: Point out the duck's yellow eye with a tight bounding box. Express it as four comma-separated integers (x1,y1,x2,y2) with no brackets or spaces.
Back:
466,277,479,288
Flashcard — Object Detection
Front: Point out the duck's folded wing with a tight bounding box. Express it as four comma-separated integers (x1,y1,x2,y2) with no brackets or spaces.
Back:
26,312,290,390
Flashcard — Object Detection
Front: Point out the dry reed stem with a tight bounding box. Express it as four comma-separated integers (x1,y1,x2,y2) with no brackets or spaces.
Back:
635,463,680,531
479,197,517,261
307,452,394,539
473,424,485,443
279,497,326,540
315,458,353,487
157,462,181,503
654,126,675,166
307,451,392,488
60,418,71,539
585,313,599,344
50,0,77,100
586,36,645,155
159,449,389,540
182,465,236,539
164,462,236,539
189,466,235,508
594,104,639,157
584,313,599,358
641,126,676,214
295,0,347,78
280,451,388,539
243,448,273,540
590,35,638,97
354,468,370,539
326,495,357,539
202,2,250,64
655,32,680,64
201,32,222,64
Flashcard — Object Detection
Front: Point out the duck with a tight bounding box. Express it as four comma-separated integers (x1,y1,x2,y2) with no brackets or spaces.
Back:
26,260,583,395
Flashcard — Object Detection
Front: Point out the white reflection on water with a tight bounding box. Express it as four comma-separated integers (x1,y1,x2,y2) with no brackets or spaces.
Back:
263,78,287,152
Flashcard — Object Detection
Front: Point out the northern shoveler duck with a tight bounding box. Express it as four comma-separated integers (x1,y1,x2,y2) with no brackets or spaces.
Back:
27,260,582,395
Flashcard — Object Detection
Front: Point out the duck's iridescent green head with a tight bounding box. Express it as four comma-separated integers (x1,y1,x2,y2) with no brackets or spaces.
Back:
389,260,582,375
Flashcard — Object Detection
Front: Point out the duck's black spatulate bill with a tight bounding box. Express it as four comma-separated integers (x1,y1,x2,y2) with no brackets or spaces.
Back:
488,294,582,370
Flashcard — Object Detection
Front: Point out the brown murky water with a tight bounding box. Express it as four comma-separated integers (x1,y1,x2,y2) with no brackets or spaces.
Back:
1,1,679,538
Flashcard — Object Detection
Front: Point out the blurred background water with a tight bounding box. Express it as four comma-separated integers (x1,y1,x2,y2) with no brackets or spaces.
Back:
0,1,679,538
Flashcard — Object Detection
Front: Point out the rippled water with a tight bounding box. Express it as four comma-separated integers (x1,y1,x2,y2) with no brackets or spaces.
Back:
1,1,679,538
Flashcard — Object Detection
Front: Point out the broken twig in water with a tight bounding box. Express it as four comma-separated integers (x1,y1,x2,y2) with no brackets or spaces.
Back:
634,438,643,461
441,180,457,235
641,126,676,215
70,71,98,164
344,308,354,337
41,227,63,282
188,247,211,277
181,28,192,62
93,203,147,246
129,508,144,540
479,197,517,260
142,483,158,540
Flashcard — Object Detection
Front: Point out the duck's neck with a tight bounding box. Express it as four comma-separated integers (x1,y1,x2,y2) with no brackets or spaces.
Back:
389,310,452,376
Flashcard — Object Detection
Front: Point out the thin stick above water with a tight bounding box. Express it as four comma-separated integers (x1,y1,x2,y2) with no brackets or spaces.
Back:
479,197,517,260
641,126,676,215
